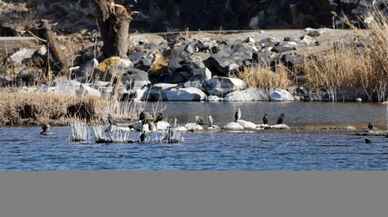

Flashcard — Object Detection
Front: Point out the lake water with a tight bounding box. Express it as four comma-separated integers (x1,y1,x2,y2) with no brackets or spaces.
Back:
0,102,387,171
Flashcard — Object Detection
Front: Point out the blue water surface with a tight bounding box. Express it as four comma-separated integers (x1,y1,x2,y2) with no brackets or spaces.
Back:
0,127,387,171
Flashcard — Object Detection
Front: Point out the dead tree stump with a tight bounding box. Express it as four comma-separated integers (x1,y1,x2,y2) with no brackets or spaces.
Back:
95,0,133,59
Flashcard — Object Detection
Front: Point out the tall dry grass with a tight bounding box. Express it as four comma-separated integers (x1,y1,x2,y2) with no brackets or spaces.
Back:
238,64,292,90
0,89,108,126
304,10,388,102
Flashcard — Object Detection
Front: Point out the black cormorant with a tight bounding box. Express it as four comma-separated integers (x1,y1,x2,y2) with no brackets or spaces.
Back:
277,113,285,125
234,108,242,122
263,114,269,125
368,122,374,131
40,123,50,135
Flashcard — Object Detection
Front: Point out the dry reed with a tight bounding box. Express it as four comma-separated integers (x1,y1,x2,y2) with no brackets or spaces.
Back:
304,10,388,102
238,64,292,90
0,89,108,126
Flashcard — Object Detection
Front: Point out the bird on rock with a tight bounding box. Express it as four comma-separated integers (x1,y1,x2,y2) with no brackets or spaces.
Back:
277,113,285,125
234,108,242,122
263,114,269,125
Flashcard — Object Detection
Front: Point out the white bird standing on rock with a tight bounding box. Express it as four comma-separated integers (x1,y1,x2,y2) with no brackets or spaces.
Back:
195,116,205,126
208,115,214,127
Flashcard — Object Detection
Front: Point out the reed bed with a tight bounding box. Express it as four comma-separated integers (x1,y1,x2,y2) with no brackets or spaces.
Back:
0,89,108,126
238,64,292,90
304,10,388,102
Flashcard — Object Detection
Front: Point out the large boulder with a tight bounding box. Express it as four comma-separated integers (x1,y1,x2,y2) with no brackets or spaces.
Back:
164,87,207,101
96,57,134,81
224,88,269,102
71,58,99,82
270,89,295,101
162,46,211,83
203,77,248,97
8,48,37,65
204,42,256,77
142,83,178,101
121,68,150,90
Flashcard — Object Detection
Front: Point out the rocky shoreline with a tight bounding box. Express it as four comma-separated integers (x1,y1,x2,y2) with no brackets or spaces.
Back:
2,28,371,104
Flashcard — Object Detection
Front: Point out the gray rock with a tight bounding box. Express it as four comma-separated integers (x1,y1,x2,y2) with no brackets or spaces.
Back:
142,83,178,101
164,87,207,101
258,37,279,48
305,28,321,37
16,68,39,86
121,68,150,91
301,35,318,46
224,88,270,102
271,42,297,53
0,76,12,87
55,80,101,97
281,52,304,68
204,43,256,77
8,48,36,65
203,77,248,97
165,47,212,83
72,58,98,82
270,89,295,101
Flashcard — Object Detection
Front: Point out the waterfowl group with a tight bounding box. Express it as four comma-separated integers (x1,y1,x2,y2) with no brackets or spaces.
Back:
224,108,290,131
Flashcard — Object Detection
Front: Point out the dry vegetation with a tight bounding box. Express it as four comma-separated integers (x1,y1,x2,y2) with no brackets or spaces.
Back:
238,64,292,90
304,10,388,102
0,90,108,126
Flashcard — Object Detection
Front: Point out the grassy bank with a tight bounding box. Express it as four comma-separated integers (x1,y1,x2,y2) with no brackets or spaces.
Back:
0,89,110,126
238,11,388,102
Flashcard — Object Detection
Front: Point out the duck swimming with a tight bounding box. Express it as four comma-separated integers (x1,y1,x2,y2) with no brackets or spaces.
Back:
40,123,50,136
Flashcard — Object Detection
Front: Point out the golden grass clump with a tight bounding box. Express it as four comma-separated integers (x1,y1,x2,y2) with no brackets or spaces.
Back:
238,65,292,90
0,90,108,126
304,10,388,102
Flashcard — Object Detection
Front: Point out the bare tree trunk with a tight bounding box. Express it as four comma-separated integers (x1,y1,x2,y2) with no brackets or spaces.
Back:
95,0,132,59
40,20,68,78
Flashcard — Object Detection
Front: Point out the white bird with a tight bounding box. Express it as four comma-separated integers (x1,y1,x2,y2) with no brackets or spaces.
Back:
208,115,214,127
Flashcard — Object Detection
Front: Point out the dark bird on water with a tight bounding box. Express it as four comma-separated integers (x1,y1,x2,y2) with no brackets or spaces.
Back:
368,122,374,131
365,138,372,144
140,133,146,143
40,123,50,136
234,108,242,122
263,114,269,125
277,113,285,125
